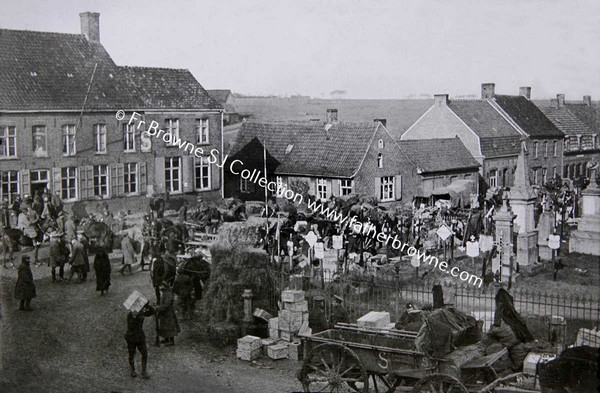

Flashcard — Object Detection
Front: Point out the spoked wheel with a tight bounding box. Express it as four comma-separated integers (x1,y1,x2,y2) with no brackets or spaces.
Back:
412,374,467,393
298,343,369,392
370,373,404,393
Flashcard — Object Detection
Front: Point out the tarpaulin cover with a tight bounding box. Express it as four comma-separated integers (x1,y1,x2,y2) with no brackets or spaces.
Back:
415,307,481,358
423,179,475,207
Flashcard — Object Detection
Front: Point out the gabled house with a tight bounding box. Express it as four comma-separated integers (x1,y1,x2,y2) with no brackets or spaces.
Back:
0,12,224,207
207,89,238,125
537,94,599,182
400,91,522,191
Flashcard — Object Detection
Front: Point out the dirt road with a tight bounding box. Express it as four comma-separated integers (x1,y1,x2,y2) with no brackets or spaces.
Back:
0,248,303,393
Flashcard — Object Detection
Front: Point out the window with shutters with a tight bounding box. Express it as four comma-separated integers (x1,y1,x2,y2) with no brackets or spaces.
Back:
196,119,209,144
0,126,17,158
30,170,49,193
124,163,138,194
165,157,181,193
61,167,77,200
380,176,394,202
488,169,498,188
316,178,328,200
62,125,76,156
123,123,135,152
340,179,354,196
95,124,107,153
0,171,19,203
93,165,109,197
165,119,179,146
194,157,211,191
32,125,47,156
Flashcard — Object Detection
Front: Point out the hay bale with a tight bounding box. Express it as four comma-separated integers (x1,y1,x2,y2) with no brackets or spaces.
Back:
202,244,279,325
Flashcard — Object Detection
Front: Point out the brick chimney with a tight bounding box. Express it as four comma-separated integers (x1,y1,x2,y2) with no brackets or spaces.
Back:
374,118,387,127
583,95,592,106
434,94,448,107
557,94,565,109
326,109,338,124
519,86,531,100
80,12,100,42
481,83,495,99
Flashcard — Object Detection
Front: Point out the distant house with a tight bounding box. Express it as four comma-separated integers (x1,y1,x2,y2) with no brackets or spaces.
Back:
401,83,565,190
207,89,238,125
538,95,599,182
0,12,224,206
224,110,479,207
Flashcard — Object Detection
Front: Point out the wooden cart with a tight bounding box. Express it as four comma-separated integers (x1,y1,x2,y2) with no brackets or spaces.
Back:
297,323,538,393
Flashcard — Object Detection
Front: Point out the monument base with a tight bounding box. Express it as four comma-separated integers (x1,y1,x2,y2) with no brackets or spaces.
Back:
516,231,538,267
569,229,600,256
538,244,554,262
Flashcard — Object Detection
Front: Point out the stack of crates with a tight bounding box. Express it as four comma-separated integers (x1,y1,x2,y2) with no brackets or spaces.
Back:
237,335,262,361
279,290,309,341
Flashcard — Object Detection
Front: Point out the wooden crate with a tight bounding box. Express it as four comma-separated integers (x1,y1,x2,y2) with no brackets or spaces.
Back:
357,311,391,328
284,300,308,312
281,290,305,303
237,348,261,361
268,343,289,360
237,335,262,352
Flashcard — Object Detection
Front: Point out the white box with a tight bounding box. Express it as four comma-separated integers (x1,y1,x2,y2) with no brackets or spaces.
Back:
268,343,289,360
237,348,261,361
282,290,305,303
237,335,262,352
357,311,391,328
284,300,309,312
288,340,303,361
280,331,293,341
269,328,280,340
122,290,149,313
268,317,279,330
523,352,556,375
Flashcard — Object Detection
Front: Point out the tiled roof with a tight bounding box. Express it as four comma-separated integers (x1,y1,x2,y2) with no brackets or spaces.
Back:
494,95,564,138
479,136,522,158
536,105,594,136
448,100,521,138
207,90,232,104
398,138,480,174
564,103,599,133
231,121,379,178
0,28,219,111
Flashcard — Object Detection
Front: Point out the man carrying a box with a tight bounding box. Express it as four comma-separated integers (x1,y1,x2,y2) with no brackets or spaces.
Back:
124,303,155,378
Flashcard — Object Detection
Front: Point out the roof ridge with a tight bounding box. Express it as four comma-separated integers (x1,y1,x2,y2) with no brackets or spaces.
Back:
0,28,84,37
119,65,190,72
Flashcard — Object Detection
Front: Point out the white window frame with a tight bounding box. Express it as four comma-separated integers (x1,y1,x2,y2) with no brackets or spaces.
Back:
194,156,211,191
124,163,138,195
62,125,76,156
32,125,47,156
488,169,498,188
61,167,77,201
123,123,136,152
93,165,109,197
377,153,383,168
0,126,17,158
542,168,548,184
95,124,107,154
316,178,328,200
165,157,181,193
165,119,180,147
552,166,557,180
30,169,49,188
240,178,250,193
196,118,209,145
532,169,538,185
380,176,395,202
340,179,354,196
553,141,558,157
0,170,19,203
533,141,538,158
275,176,286,197
543,141,548,157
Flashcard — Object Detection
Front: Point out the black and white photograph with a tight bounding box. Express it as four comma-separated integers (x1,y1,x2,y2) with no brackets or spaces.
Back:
0,0,599,392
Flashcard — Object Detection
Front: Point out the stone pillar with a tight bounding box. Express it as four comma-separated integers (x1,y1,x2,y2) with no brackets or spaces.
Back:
241,289,254,336
570,164,600,255
509,148,539,270
537,202,555,261
495,196,516,286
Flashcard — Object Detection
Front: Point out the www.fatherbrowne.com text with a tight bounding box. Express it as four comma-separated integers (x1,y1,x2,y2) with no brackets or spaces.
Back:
122,110,483,288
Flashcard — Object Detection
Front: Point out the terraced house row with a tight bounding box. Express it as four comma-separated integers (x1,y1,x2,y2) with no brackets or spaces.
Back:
0,12,224,206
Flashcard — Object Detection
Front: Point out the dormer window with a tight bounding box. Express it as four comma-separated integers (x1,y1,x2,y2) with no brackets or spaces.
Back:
377,153,383,168
378,139,384,148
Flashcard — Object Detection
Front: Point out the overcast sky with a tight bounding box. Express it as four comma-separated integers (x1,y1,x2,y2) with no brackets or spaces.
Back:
2,0,599,99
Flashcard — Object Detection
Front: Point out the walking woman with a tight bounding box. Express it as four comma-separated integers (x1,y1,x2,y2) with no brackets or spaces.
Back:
93,250,111,296
155,281,180,346
14,255,36,311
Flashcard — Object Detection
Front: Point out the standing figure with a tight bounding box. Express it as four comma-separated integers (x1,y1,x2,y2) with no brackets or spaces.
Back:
1,196,10,228
78,233,91,281
14,255,36,311
64,213,77,245
32,191,44,218
48,231,68,282
308,295,328,334
94,250,111,296
155,281,181,346
124,304,155,378
178,201,187,223
67,237,86,283
173,269,194,320
120,231,136,275
51,190,64,217
328,295,349,328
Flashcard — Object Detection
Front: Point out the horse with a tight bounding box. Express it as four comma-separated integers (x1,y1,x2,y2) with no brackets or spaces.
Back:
149,196,166,219
80,218,114,254
150,253,177,303
1,226,45,268
178,255,211,301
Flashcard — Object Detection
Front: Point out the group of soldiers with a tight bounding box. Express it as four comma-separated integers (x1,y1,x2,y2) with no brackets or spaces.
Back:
1,189,64,231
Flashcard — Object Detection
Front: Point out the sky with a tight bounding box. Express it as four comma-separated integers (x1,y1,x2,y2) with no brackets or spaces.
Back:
1,0,599,99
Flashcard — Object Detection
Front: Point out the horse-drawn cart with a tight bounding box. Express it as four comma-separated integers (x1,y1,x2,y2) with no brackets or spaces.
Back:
298,323,540,393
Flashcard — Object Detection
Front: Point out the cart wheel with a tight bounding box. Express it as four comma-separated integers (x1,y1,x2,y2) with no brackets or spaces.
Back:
298,343,369,392
411,374,467,393
370,373,404,393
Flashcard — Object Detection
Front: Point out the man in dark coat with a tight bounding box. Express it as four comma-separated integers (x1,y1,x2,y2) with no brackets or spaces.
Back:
1,196,10,228
78,233,91,281
155,281,180,346
329,295,349,328
124,304,155,378
93,250,111,296
67,237,86,283
48,231,69,282
14,255,36,311
173,269,194,320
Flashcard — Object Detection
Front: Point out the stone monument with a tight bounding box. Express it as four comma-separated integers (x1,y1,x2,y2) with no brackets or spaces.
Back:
509,148,539,270
537,194,555,261
570,161,600,255
495,194,517,285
